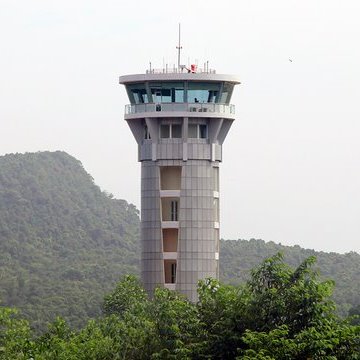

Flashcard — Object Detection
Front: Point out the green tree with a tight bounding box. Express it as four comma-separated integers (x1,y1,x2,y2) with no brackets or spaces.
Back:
0,307,33,359
102,275,147,317
198,253,360,359
150,288,201,359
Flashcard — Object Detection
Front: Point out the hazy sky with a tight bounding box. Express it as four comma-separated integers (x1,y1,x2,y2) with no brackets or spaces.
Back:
1,0,359,253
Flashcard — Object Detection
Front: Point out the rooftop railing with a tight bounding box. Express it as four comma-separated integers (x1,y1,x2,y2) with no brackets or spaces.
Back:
125,103,235,115
145,66,216,74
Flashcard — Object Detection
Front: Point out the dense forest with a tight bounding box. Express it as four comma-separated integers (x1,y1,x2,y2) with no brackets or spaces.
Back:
0,151,359,332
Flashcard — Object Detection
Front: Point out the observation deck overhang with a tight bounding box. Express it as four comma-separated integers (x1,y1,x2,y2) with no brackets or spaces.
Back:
119,73,240,85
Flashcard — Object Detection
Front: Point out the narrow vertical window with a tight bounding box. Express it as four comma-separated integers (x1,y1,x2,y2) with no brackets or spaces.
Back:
171,200,178,221
199,124,207,139
171,263,177,283
213,167,219,191
214,229,220,253
214,198,219,223
164,260,177,284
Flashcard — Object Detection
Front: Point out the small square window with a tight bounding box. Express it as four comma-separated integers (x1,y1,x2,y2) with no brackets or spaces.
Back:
172,124,182,138
160,124,170,138
188,124,198,138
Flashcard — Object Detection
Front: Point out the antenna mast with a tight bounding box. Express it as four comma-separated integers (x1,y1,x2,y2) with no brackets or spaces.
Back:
176,23,182,70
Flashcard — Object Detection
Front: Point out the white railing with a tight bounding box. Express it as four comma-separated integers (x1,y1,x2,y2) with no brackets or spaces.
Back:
125,103,235,115
146,67,216,74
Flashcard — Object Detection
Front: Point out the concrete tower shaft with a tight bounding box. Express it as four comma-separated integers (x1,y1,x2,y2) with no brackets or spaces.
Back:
120,71,240,301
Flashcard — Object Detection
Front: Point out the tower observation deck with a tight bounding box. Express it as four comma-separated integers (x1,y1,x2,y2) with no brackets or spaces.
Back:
120,66,240,301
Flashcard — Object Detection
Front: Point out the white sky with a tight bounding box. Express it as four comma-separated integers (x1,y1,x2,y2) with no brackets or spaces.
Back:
0,0,359,253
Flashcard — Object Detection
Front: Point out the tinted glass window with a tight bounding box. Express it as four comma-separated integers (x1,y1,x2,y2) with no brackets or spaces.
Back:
188,82,220,103
175,89,184,102
161,88,171,102
150,82,184,103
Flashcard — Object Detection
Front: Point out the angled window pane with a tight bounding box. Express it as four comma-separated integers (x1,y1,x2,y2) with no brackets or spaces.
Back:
128,83,148,104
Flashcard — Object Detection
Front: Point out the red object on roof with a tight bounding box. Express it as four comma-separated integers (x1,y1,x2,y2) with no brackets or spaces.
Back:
190,64,197,73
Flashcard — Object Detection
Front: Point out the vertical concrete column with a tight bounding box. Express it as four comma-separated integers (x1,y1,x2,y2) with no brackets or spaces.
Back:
183,117,188,161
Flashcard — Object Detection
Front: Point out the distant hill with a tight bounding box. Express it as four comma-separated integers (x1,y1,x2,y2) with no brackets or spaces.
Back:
0,151,140,331
220,239,360,317
0,151,358,331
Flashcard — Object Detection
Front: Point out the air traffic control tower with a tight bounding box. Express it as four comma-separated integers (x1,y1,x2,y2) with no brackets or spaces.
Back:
120,63,240,301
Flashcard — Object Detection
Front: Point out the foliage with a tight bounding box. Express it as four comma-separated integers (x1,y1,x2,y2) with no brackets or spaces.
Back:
349,304,360,325
102,275,147,317
0,307,33,359
196,253,360,359
0,255,359,359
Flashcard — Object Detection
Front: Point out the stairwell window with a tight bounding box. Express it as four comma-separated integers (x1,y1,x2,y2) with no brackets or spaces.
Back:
171,200,178,221
171,263,177,283
165,260,177,284
161,198,180,221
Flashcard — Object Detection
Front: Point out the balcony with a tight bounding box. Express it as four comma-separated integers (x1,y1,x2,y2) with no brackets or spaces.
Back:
124,102,235,116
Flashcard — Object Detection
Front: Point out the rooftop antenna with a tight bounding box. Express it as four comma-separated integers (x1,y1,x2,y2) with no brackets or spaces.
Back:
176,23,182,70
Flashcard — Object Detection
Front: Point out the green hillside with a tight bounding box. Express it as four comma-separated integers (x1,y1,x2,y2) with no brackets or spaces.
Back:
220,239,360,316
0,151,359,331
0,151,140,331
